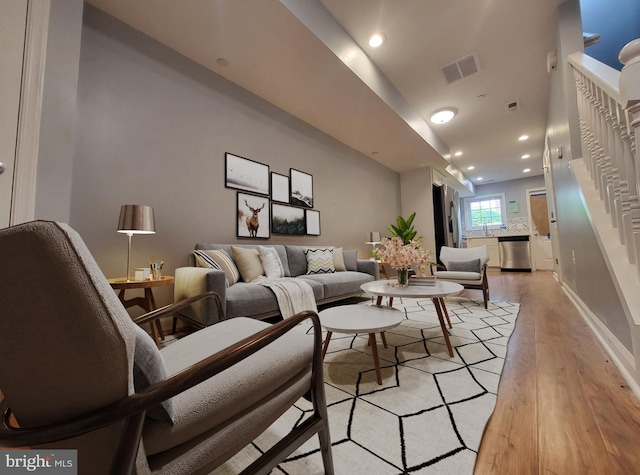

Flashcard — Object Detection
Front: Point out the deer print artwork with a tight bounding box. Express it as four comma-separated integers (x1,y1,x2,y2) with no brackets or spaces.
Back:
244,199,265,238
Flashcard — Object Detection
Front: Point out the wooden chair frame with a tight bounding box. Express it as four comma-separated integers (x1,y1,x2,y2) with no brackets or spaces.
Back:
0,291,333,475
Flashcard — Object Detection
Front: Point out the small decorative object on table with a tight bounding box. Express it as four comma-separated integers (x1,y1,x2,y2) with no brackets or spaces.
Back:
376,213,433,287
376,236,432,287
150,259,164,280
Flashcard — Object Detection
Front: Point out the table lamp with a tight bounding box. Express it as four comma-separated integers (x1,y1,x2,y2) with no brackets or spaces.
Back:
117,204,155,281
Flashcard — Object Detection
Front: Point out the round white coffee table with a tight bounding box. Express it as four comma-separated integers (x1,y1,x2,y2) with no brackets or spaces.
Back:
360,279,464,357
319,304,404,385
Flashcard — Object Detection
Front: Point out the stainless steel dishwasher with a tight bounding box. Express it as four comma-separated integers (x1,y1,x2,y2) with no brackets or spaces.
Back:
498,236,531,271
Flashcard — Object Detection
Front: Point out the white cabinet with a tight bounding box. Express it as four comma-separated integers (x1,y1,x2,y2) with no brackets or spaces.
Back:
466,237,500,267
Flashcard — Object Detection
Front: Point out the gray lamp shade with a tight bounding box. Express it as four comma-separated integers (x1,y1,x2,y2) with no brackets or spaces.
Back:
117,205,156,234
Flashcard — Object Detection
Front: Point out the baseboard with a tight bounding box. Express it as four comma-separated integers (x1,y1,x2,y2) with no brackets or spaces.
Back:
562,284,640,399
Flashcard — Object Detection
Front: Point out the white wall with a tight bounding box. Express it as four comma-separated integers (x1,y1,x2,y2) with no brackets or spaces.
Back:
63,5,402,306
400,168,435,253
35,0,84,223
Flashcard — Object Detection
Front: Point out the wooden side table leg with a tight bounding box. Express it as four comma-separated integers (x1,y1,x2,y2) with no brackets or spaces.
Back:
432,298,454,357
381,332,388,348
321,331,333,360
144,288,165,342
369,333,383,385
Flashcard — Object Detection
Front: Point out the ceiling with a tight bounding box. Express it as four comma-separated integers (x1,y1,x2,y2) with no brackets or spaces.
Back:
86,0,566,193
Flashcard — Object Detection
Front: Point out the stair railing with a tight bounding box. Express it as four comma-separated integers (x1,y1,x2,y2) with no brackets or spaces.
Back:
568,39,640,277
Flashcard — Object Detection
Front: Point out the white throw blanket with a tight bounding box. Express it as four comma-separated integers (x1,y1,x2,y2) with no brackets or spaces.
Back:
253,276,318,319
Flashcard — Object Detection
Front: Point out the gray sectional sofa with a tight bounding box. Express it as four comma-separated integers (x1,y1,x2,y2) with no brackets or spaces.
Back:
173,244,378,326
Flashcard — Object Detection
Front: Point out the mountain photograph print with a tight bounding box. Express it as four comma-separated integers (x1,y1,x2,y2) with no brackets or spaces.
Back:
290,169,313,208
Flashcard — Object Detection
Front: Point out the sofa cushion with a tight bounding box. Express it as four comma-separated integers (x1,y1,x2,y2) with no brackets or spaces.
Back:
343,249,358,271
447,258,481,273
435,270,482,282
304,248,335,274
333,247,346,272
196,244,291,277
298,271,374,300
285,245,308,277
258,246,285,279
193,249,239,286
231,246,264,282
224,283,280,319
133,325,174,424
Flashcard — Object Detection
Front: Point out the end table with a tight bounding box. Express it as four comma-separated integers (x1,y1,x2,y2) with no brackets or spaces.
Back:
108,276,174,348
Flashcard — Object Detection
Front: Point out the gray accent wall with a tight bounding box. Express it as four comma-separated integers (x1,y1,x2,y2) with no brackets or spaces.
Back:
68,5,400,305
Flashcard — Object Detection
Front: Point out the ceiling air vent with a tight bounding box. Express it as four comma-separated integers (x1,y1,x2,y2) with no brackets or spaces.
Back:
441,53,480,85
506,100,519,112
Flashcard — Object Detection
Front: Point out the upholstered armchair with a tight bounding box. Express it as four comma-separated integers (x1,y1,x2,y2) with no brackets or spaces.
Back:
433,246,490,308
0,221,333,474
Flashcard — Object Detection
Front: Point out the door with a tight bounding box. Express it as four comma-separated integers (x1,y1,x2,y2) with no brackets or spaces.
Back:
0,1,28,227
527,187,554,270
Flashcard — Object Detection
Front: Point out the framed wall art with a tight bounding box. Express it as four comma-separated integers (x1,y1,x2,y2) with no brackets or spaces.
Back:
271,203,306,235
270,172,290,204
225,153,269,195
289,168,313,208
305,209,321,236
237,192,270,239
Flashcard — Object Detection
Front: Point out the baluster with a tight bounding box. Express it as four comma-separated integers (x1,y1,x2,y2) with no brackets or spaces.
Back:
619,39,640,276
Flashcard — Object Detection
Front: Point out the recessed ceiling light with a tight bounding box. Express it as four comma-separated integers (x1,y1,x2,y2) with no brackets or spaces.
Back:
467,166,475,170
476,177,484,181
216,57,230,67
521,154,530,159
368,33,385,48
430,108,457,124
523,168,531,173
518,134,529,141
454,151,463,157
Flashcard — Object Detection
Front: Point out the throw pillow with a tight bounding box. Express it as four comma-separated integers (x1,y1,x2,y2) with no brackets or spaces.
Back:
333,247,347,272
193,249,239,286
259,246,285,279
133,325,174,425
447,258,481,273
342,249,358,271
304,248,335,274
231,246,265,282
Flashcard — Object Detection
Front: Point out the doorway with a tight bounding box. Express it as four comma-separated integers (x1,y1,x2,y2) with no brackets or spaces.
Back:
527,187,554,270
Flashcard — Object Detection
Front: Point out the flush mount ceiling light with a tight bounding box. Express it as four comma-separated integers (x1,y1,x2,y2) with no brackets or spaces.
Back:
454,151,463,157
476,176,484,181
430,108,457,124
467,165,475,170
368,33,385,47
518,134,529,141
521,154,530,159
523,168,531,173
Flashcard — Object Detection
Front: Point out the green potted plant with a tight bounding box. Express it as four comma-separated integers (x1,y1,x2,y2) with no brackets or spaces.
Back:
387,212,422,245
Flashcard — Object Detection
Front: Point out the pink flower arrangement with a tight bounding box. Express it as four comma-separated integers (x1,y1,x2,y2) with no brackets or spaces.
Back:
376,236,433,270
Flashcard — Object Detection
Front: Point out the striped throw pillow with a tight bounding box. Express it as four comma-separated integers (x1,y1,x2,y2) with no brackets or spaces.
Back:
193,249,240,286
304,248,335,274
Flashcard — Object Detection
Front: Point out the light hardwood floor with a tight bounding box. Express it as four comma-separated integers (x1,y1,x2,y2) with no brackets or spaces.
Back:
474,269,640,474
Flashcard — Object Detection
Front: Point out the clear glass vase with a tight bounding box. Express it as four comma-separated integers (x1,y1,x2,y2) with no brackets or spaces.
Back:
396,268,409,287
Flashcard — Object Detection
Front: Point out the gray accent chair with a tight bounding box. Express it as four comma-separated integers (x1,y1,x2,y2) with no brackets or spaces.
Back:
434,245,490,308
0,221,333,474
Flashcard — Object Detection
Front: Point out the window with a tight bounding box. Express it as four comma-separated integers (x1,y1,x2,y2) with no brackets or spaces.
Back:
464,193,506,231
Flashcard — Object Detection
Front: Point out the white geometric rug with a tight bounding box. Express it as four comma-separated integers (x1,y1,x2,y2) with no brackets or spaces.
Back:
212,297,520,474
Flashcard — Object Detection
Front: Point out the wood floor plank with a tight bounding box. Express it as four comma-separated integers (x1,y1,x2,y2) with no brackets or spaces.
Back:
474,270,640,474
